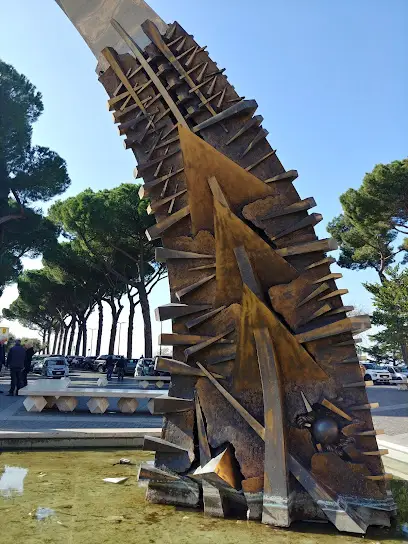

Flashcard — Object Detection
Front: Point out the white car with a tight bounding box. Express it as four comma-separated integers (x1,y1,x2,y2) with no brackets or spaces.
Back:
385,365,408,385
42,357,69,379
362,363,391,385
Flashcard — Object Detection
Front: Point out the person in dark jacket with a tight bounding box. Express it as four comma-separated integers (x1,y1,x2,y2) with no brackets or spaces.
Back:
105,355,115,381
0,341,5,393
115,357,125,381
0,341,5,372
23,344,35,387
7,339,26,396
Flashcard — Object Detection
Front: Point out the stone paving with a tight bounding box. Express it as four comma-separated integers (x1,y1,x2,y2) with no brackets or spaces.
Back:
368,385,408,437
0,370,407,439
0,370,163,431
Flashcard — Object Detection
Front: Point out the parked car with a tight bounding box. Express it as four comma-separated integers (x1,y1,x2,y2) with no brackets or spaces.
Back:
33,360,45,374
135,357,170,377
31,355,47,371
93,355,122,373
135,357,155,376
82,356,96,370
385,365,408,385
71,356,84,368
362,363,391,385
42,357,69,379
125,359,138,376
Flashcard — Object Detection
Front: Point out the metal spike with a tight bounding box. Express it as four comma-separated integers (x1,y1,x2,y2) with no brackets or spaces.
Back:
196,62,209,82
301,391,313,413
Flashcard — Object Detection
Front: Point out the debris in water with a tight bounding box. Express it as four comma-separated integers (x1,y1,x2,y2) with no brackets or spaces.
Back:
107,515,125,523
103,477,128,484
0,466,28,498
36,507,55,520
112,458,134,466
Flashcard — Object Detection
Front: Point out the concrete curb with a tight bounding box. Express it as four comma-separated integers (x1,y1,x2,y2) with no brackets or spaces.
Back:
378,439,408,481
0,427,162,450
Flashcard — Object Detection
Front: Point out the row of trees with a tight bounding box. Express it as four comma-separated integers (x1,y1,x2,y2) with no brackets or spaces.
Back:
329,159,408,364
4,184,165,358
1,60,164,359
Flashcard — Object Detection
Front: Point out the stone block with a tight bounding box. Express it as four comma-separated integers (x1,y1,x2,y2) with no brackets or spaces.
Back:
87,397,109,414
146,479,200,508
117,397,138,413
23,396,47,413
56,396,78,412
44,396,58,409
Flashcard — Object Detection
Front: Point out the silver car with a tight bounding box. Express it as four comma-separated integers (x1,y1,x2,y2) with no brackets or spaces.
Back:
385,365,408,385
42,357,69,379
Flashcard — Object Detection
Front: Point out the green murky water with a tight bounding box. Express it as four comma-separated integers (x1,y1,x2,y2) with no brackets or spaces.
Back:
0,450,407,544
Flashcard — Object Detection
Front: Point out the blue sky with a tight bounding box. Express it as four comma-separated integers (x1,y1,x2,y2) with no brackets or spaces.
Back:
0,0,407,352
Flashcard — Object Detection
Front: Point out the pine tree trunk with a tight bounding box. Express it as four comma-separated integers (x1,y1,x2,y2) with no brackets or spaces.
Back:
57,328,64,354
96,301,103,356
75,323,82,356
46,328,51,353
41,330,46,353
139,282,152,358
107,297,123,355
401,342,408,365
52,328,59,354
67,318,76,356
109,311,119,354
81,320,87,357
62,323,70,355
138,245,153,358
127,291,135,359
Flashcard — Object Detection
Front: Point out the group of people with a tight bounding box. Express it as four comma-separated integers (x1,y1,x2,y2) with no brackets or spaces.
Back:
105,355,125,381
0,339,35,396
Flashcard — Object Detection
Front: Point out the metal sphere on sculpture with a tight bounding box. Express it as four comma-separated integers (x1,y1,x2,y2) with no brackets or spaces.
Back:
311,417,339,445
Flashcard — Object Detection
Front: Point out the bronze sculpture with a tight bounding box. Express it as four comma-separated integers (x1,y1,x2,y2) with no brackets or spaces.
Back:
56,1,396,532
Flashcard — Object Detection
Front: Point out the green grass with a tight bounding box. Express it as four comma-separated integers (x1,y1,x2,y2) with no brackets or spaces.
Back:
391,479,408,522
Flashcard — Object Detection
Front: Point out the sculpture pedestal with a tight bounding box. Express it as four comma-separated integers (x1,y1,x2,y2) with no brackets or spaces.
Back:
23,396,47,413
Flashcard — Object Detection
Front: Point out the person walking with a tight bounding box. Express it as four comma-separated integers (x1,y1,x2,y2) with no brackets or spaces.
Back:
6,339,26,396
105,355,115,381
0,340,5,373
23,343,35,387
116,357,125,382
0,340,5,393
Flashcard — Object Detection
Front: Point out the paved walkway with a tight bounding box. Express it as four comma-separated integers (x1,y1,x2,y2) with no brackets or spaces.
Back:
1,374,407,463
365,385,408,479
368,385,408,437
0,371,162,432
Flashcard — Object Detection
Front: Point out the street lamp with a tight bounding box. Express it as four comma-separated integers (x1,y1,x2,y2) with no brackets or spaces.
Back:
117,322,126,355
